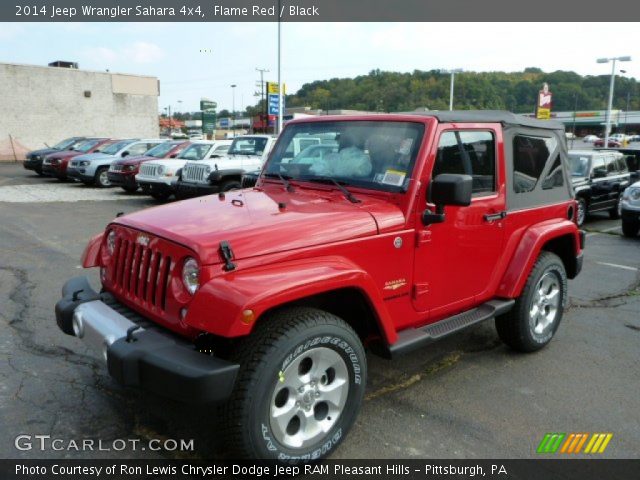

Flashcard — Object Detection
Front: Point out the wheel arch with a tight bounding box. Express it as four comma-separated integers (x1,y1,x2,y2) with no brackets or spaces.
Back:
184,256,397,345
497,219,581,298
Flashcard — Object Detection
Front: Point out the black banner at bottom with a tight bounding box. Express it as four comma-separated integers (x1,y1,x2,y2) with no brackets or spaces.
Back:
2,459,639,480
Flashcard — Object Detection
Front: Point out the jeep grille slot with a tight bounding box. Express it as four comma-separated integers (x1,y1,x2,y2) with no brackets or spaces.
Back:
109,237,174,311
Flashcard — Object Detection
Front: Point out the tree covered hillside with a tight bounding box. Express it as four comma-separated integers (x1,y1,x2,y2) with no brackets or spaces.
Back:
283,68,639,113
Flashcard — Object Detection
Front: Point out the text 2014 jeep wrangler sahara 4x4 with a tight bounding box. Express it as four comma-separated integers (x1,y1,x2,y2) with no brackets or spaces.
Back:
56,112,584,461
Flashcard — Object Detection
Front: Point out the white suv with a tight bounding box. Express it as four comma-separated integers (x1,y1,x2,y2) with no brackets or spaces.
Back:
135,140,231,200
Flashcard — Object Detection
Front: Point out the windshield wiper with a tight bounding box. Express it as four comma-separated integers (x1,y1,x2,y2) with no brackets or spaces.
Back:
263,172,294,192
303,176,361,203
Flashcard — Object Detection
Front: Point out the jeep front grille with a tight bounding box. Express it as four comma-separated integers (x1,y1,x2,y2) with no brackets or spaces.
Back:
110,237,174,310
139,163,160,177
182,163,209,183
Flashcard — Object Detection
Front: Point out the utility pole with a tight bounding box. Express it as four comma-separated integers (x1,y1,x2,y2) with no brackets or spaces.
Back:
256,67,269,133
597,56,631,147
277,0,283,134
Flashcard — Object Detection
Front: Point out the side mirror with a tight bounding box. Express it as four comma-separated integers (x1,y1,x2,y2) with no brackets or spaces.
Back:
121,151,129,158
423,174,473,225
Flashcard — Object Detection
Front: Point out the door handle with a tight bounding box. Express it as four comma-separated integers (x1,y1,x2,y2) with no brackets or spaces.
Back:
483,211,507,222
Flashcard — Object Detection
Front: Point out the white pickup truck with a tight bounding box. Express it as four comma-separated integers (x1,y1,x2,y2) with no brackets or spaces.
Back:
135,140,231,200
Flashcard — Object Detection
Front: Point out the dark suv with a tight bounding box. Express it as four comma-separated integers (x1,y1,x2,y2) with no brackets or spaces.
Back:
569,150,631,226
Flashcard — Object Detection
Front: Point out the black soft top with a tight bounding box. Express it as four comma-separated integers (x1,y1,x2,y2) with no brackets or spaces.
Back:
409,110,564,131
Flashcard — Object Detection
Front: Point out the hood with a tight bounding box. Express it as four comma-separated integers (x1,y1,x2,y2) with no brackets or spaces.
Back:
113,155,154,167
28,148,58,158
73,152,116,162
115,187,406,265
46,150,83,161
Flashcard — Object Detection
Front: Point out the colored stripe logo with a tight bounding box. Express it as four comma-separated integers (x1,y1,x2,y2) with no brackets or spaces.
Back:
537,433,613,454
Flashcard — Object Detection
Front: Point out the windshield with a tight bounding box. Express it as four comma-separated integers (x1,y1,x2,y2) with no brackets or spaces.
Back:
568,154,590,177
145,142,178,158
228,137,269,156
264,121,425,192
76,139,103,153
178,143,212,160
101,140,134,155
53,137,78,150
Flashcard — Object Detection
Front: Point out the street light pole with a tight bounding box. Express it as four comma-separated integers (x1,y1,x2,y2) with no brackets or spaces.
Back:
443,69,463,111
231,84,237,134
597,56,631,147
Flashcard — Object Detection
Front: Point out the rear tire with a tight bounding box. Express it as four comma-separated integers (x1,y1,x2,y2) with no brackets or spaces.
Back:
221,307,366,461
95,167,111,188
622,219,639,237
576,197,587,226
609,196,622,219
496,251,567,352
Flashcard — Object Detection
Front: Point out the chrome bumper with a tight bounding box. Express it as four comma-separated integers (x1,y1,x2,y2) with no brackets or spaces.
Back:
72,300,143,362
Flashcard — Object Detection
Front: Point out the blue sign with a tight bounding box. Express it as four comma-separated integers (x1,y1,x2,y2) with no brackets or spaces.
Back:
219,118,230,128
268,93,284,115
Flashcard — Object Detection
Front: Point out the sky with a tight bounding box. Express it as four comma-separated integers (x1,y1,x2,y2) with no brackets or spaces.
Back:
1,22,639,114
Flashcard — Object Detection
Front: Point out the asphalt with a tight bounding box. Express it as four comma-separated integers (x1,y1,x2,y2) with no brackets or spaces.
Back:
0,163,638,460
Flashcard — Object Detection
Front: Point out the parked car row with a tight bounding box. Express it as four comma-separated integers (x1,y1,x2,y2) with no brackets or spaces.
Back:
23,134,280,201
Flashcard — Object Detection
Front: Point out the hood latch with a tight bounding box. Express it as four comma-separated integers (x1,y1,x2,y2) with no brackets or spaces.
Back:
219,241,236,271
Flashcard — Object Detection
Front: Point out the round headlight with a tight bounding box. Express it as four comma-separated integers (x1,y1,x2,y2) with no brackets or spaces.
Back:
205,166,211,175
107,231,116,255
182,257,200,295
156,165,165,175
629,188,640,201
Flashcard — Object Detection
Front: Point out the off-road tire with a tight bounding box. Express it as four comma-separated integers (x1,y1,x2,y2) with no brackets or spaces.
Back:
220,179,242,192
150,190,171,201
495,251,567,352
221,307,366,461
95,166,111,188
622,219,639,237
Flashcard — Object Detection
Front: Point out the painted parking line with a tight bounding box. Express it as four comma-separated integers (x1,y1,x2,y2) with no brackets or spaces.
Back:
595,262,638,272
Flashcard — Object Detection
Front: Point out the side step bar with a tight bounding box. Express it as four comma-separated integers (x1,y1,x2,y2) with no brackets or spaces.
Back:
381,299,515,358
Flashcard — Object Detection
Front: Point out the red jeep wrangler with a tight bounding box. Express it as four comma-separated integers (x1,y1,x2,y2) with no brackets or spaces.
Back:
56,112,584,461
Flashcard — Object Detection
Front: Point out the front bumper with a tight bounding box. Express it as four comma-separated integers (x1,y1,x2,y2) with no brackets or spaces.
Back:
67,167,94,183
42,164,60,176
176,181,219,198
23,158,42,171
55,276,239,404
108,171,137,188
621,206,640,223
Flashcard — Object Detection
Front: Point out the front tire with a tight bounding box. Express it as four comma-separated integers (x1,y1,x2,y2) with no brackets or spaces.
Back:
222,307,366,461
95,167,111,188
150,190,171,201
220,179,242,192
622,218,639,237
496,251,567,352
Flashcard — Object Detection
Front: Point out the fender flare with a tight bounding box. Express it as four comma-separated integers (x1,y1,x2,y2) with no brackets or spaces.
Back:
496,219,580,298
81,232,104,268
184,256,397,343
209,169,244,183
